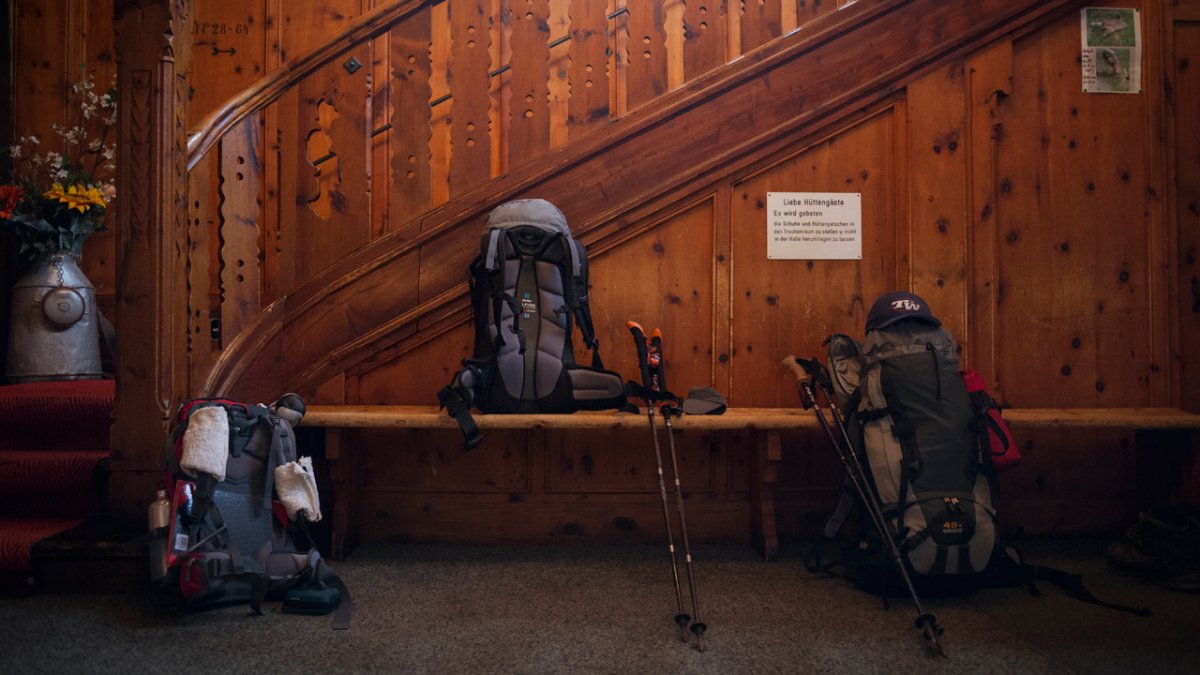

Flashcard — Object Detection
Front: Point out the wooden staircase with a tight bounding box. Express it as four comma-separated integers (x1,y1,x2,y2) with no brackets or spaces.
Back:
0,380,114,596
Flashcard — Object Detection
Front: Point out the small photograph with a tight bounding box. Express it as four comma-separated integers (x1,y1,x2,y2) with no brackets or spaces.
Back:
1090,47,1134,92
1084,7,1137,47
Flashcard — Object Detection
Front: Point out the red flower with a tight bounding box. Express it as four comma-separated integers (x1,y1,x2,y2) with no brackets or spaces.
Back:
0,184,25,220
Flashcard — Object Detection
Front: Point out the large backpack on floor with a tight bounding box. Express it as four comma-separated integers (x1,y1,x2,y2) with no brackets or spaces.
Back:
824,292,1000,595
160,395,351,628
438,199,627,448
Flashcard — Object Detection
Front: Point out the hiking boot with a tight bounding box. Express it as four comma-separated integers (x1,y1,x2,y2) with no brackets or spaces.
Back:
1107,503,1200,592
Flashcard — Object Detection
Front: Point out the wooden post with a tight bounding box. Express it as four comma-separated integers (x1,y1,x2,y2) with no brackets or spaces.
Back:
108,0,192,521
749,430,782,561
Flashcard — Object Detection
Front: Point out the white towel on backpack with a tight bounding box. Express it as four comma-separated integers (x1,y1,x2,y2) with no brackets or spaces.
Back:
180,406,229,481
274,456,322,522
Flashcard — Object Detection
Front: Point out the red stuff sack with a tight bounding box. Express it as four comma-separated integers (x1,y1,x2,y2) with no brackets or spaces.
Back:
961,369,1021,472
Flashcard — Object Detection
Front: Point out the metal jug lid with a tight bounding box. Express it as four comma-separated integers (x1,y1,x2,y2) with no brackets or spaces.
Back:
43,287,86,326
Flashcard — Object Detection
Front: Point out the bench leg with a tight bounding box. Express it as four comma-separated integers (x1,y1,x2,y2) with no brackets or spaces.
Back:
325,428,358,561
750,430,782,561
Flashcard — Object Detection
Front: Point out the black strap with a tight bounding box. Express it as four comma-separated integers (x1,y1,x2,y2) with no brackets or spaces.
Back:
316,557,353,630
1014,563,1152,617
437,383,483,450
623,381,681,406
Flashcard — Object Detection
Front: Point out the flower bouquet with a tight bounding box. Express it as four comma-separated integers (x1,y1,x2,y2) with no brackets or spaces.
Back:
1,74,117,265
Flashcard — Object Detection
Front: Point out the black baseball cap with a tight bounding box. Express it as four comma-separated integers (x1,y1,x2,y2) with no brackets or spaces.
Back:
865,291,941,334
681,387,727,415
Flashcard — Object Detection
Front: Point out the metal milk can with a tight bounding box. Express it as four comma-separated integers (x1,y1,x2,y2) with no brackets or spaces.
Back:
5,253,102,382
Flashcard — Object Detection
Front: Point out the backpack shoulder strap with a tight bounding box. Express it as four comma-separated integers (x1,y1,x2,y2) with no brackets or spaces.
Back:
561,234,604,368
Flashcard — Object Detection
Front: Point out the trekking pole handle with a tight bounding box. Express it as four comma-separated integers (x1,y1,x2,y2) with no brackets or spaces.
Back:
649,328,666,392
781,355,817,410
627,321,653,390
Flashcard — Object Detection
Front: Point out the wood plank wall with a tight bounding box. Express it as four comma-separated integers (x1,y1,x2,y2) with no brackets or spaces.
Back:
7,0,1198,543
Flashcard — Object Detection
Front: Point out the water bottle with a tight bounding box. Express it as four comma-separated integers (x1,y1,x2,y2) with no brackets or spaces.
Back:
148,488,171,581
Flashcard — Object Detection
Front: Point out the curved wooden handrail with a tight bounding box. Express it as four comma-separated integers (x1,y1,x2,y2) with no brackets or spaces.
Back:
186,0,430,170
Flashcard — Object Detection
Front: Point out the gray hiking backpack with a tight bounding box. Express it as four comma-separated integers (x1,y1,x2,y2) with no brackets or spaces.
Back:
439,199,627,448
825,292,999,591
161,395,351,628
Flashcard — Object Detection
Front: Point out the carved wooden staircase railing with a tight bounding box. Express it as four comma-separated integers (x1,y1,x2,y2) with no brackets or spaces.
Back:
184,0,1086,402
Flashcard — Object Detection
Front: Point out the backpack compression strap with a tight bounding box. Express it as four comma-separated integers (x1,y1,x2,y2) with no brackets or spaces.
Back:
484,230,526,355
437,364,484,450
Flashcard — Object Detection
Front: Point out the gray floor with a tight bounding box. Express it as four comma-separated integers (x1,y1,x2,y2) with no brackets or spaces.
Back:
1,538,1195,674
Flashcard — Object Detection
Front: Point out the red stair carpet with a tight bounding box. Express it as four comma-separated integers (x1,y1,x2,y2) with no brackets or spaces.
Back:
0,379,113,595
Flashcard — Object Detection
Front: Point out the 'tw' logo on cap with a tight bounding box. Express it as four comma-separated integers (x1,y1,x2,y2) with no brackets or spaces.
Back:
892,299,922,312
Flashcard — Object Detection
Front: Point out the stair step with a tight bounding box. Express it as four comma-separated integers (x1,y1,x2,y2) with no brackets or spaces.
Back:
0,450,111,515
0,380,115,450
0,516,87,596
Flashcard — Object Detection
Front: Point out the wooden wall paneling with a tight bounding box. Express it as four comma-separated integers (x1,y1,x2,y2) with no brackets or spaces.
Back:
740,0,782,54
430,1,452,207
274,88,301,295
544,428,714,495
359,427,531,491
188,154,216,384
450,0,493,196
966,40,1014,396
906,61,969,345
779,0,796,33
624,0,667,109
611,0,630,117
314,370,347,406
584,201,717,396
567,0,611,138
795,0,838,26
713,185,734,399
13,0,69,157
289,50,374,284
547,0,571,149
215,0,1093,402
682,0,727,83
1140,0,1171,408
217,114,263,345
490,0,508,174
665,0,686,91
355,321,471,405
280,247,424,393
188,0,269,124
275,0,370,285
1174,19,1200,412
1004,428,1137,535
729,108,903,407
996,14,1154,408
80,0,117,305
369,8,391,240
388,4,434,230
507,0,551,168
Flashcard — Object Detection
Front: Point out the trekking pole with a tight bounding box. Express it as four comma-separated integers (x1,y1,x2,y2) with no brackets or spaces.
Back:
650,328,707,651
627,321,691,644
782,355,946,656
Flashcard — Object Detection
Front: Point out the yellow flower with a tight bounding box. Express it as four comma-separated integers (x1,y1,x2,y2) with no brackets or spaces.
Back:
43,182,107,213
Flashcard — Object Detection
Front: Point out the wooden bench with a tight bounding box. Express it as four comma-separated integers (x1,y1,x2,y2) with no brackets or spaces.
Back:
301,406,1200,561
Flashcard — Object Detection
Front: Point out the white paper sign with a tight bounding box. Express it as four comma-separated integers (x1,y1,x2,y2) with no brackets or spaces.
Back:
767,192,862,260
